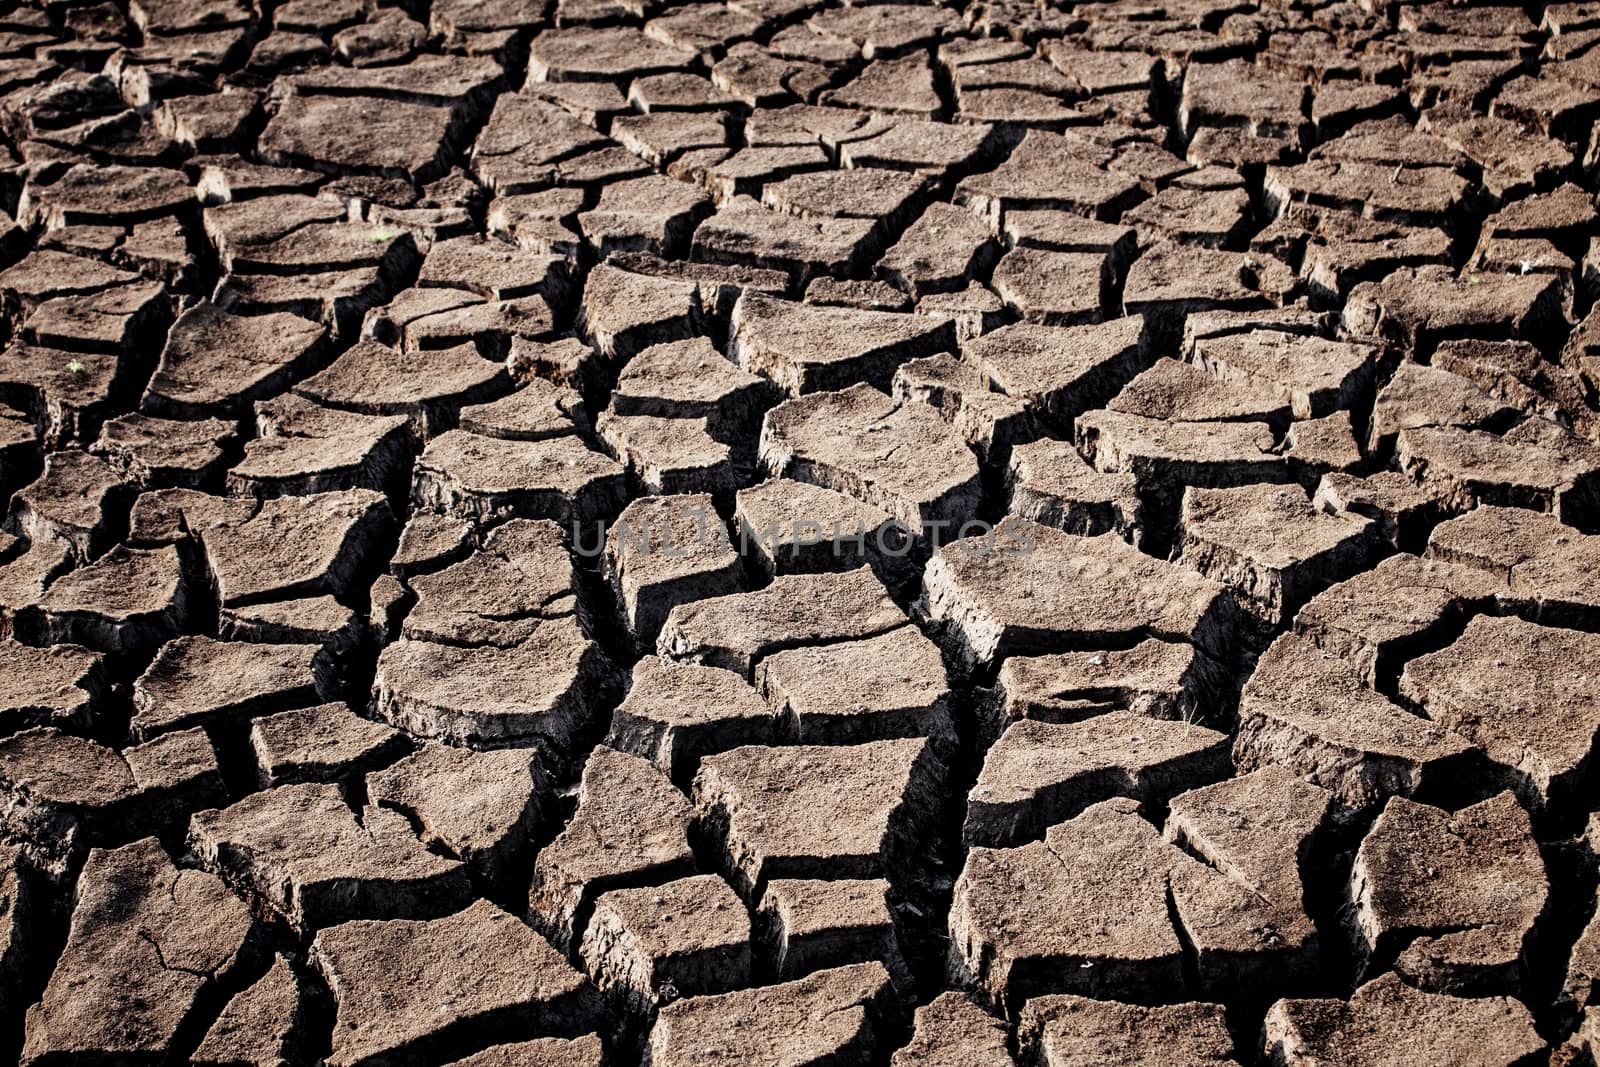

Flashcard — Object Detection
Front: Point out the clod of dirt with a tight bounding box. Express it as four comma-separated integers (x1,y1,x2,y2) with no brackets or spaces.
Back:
221,589,364,648
1400,615,1600,820
949,797,1186,1012
580,874,752,1012
981,639,1219,741
192,954,309,1067
891,991,1014,1066
198,488,395,607
1019,995,1237,1066
1178,482,1377,627
1262,972,1543,1066
610,336,769,439
6,449,131,560
1291,553,1499,686
230,394,410,499
367,743,547,891
1436,413,1600,517
1311,471,1446,551
757,877,907,987
404,517,584,647
1343,265,1571,357
964,316,1146,428
188,781,471,934
372,617,612,757
131,635,333,741
1110,357,1290,427
21,838,257,1067
459,378,588,442
529,747,695,953
692,195,878,285
692,737,945,896
971,709,1227,850
731,290,956,397
259,94,458,184
1368,363,1519,458
606,493,742,654
447,1035,604,1067
1075,408,1289,497
1286,412,1363,483
658,565,907,679
249,702,408,787
759,383,980,541
1352,791,1545,994
1165,766,1334,999
605,656,772,786
527,25,695,84
1189,332,1376,421
1428,504,1600,625
920,518,1237,674
878,201,997,298
579,175,713,259
143,302,326,419
756,625,955,750
311,898,601,1067
1122,243,1295,336
894,352,1036,464
646,962,894,1067
1234,632,1473,814
1440,337,1594,434
0,639,105,736
1005,437,1143,544
92,413,238,491
598,412,743,495
990,247,1110,327
296,340,509,440
412,429,628,525
733,477,910,582
1,726,223,871
389,511,475,579
582,263,699,360
956,130,1140,225
19,543,190,655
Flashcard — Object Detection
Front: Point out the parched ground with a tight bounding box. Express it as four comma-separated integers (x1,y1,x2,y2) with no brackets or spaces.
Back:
1,0,1599,1063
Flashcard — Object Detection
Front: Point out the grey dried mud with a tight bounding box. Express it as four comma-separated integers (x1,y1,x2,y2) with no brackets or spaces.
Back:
4,3,1600,1065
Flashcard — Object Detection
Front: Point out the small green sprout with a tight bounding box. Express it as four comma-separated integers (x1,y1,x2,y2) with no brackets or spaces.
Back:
368,227,396,243
65,359,86,375
928,224,942,235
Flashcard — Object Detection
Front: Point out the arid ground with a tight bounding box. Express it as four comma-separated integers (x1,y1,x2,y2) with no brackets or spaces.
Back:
1,0,1599,1063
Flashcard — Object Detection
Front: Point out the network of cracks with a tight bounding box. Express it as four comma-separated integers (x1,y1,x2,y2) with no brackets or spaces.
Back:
2,0,1600,1063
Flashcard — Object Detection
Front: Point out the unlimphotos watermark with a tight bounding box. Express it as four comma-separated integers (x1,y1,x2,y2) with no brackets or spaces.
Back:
568,508,1037,560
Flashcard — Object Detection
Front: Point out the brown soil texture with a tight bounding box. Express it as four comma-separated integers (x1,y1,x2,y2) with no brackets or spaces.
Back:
2,0,1600,1063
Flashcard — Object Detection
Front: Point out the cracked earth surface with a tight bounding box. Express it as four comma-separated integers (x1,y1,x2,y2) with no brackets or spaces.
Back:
0,0,1599,1063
